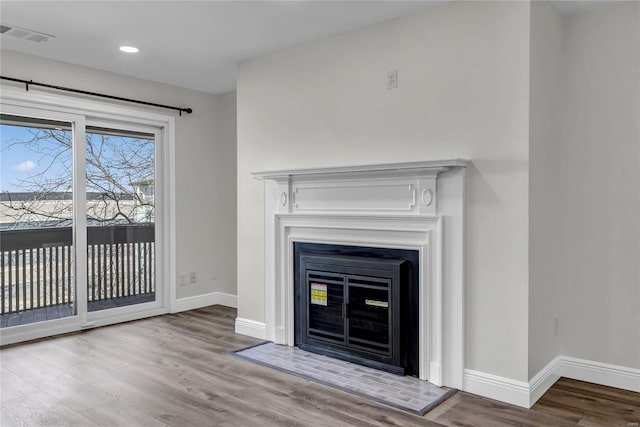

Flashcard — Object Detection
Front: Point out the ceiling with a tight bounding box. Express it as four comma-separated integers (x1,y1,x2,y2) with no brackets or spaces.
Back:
0,1,438,94
0,1,616,94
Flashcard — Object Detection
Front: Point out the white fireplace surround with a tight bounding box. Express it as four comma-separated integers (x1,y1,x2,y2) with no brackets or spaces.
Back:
253,159,468,389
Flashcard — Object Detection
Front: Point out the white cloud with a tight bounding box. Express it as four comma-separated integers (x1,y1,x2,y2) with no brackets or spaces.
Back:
16,160,35,172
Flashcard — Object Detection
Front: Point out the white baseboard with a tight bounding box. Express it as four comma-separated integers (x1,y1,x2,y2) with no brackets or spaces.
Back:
558,356,640,394
463,369,530,408
528,356,562,407
465,356,640,409
173,292,237,313
211,292,238,309
527,356,640,407
235,317,266,340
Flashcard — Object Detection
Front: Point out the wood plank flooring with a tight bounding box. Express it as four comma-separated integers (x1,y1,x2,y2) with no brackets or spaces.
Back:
1,306,638,426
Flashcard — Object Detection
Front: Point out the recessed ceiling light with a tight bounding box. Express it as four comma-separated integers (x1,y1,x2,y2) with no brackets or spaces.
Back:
119,45,139,53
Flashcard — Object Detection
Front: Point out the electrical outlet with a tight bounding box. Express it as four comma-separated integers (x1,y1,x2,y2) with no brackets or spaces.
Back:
387,69,398,89
189,272,197,284
179,273,187,286
211,269,219,280
554,315,560,337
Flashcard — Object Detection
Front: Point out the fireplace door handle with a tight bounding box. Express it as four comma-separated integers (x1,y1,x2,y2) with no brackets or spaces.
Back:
342,303,348,318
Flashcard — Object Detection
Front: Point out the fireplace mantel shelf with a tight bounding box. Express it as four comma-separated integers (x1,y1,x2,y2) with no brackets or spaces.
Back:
252,159,469,180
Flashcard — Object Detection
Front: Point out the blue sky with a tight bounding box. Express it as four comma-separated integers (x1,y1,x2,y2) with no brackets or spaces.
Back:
1,124,71,192
2,124,154,195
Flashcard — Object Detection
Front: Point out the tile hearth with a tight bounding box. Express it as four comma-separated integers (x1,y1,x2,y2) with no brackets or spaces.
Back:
233,342,457,415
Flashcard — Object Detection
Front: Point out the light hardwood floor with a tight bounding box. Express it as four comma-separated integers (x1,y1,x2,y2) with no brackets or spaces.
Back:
1,306,639,426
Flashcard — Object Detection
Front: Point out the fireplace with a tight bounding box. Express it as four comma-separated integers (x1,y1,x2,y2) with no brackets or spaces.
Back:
294,243,419,376
249,159,468,388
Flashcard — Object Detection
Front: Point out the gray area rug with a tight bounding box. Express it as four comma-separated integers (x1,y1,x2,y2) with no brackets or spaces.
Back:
232,342,456,415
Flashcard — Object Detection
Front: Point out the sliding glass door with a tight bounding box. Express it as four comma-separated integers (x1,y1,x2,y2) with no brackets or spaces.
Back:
85,126,157,312
1,106,164,337
1,114,77,327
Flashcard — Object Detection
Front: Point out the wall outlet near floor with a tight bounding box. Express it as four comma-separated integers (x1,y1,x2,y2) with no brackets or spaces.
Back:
179,273,188,286
189,271,197,284
211,269,219,280
554,315,560,337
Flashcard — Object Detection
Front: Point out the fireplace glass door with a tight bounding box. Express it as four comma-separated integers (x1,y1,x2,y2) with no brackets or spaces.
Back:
305,271,392,357
298,252,404,374
307,271,345,344
346,276,391,356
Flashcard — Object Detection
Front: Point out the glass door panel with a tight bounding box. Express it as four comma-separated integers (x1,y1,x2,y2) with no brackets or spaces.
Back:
84,127,156,312
1,114,75,327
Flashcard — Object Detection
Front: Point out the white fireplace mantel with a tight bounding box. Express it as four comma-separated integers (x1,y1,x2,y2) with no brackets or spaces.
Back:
254,159,468,389
252,159,469,179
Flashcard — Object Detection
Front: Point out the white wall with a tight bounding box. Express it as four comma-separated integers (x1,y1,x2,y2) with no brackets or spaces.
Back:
211,90,237,296
237,1,532,382
528,0,564,378
0,50,238,301
529,0,639,380
557,2,640,370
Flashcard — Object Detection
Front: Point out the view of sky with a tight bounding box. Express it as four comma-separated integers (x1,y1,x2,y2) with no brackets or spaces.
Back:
1,124,154,194
1,124,72,193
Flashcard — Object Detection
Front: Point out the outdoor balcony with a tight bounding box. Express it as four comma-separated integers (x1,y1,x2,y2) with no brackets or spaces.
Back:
1,224,155,328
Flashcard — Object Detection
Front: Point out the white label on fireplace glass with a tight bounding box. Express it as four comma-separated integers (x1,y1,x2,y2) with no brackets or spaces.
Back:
310,283,327,306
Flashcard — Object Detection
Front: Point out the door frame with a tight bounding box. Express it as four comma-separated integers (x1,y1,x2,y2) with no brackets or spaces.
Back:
0,87,177,345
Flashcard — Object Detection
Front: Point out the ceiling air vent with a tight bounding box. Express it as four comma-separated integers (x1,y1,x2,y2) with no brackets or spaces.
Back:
0,24,55,43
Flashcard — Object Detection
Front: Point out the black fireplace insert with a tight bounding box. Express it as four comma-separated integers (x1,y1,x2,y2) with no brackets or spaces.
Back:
294,243,419,377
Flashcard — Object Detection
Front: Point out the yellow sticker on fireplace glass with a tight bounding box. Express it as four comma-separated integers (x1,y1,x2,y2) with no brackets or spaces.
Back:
365,299,389,308
310,283,327,306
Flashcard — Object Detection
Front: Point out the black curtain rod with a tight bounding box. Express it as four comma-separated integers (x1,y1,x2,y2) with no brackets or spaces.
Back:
1,75,193,116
